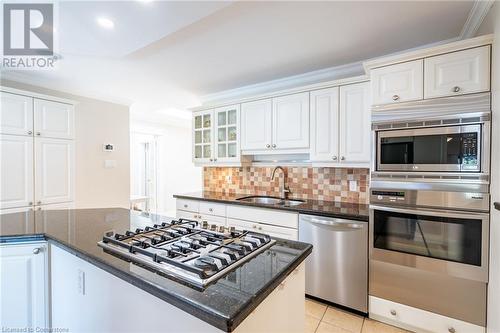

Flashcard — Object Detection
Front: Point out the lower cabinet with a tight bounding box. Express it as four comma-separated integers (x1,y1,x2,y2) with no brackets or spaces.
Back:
369,296,485,333
0,242,48,330
227,218,298,240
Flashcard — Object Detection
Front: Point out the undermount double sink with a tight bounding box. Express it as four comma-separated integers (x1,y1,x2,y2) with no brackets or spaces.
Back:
236,195,305,207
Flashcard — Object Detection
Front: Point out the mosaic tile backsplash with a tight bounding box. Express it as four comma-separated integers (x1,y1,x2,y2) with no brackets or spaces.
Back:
203,167,369,204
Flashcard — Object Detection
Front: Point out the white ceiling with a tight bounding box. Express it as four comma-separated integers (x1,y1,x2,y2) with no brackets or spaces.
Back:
2,1,477,119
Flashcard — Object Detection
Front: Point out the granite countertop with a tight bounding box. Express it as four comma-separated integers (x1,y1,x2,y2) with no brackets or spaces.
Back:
174,191,369,222
0,208,312,332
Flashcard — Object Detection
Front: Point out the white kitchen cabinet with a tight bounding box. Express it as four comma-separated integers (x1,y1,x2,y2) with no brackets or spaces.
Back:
272,92,309,150
193,109,214,164
35,137,74,205
339,82,371,164
241,99,273,151
310,87,340,162
214,105,240,163
0,242,48,330
0,92,33,136
369,296,485,333
34,99,74,139
424,46,490,99
371,59,423,105
0,135,34,209
226,218,298,240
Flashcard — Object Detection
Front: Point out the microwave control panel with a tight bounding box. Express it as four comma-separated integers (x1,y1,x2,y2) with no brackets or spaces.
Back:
461,132,478,168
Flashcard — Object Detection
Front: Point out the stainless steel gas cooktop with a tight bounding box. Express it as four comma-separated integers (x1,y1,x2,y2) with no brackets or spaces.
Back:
98,218,275,289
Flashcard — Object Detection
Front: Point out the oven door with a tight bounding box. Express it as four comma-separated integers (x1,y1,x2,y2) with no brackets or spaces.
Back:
369,205,489,282
376,124,481,172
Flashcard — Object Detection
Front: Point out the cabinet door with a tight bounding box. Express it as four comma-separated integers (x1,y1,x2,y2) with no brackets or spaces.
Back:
424,46,490,99
339,82,371,164
310,87,339,162
35,138,74,205
193,110,214,163
0,242,48,329
34,99,74,139
371,59,423,105
0,92,33,136
214,104,240,163
241,99,272,151
272,92,310,150
0,135,34,209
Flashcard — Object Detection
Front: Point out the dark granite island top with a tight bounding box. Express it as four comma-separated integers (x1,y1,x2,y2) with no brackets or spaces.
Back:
174,191,369,222
0,208,312,332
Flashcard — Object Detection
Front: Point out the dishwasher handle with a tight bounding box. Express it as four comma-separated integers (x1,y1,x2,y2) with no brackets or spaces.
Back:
300,215,365,231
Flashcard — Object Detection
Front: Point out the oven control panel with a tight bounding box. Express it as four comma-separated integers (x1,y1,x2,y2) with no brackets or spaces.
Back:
371,190,407,205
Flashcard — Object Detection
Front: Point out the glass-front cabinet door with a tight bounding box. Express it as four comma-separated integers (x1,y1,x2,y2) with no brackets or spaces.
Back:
193,110,214,163
214,105,240,163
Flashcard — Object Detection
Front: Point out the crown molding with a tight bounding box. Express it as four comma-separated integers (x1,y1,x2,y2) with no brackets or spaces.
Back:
460,0,494,39
199,61,364,105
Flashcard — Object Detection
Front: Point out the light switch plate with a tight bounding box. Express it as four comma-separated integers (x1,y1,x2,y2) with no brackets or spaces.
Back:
349,180,357,192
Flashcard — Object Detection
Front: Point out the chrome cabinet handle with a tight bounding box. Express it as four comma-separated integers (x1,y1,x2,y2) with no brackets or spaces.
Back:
266,144,270,148
390,310,397,316
452,86,461,93
33,248,40,255
494,202,500,211
27,131,33,135
392,95,400,101
332,156,338,161
272,144,276,148
340,156,345,161
448,327,456,333
36,132,41,136
208,208,213,212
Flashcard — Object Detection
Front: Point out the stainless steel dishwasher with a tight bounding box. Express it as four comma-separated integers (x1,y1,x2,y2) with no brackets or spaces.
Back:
299,214,368,312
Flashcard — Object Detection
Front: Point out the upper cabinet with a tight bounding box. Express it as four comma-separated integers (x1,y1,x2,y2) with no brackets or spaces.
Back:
34,99,75,139
241,92,309,153
424,46,490,99
371,59,423,105
241,99,272,151
0,92,33,136
193,104,240,165
310,82,370,166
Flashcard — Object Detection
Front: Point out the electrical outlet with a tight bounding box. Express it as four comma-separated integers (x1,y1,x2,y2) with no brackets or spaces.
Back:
78,269,86,295
227,175,232,182
349,180,357,192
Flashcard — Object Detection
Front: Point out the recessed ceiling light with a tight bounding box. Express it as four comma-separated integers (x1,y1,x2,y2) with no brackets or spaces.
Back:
96,17,114,29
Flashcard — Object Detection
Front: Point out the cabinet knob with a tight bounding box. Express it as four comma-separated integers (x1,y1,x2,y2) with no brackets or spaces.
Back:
37,201,42,205
27,131,33,135
332,156,338,161
36,132,41,136
28,202,33,206
214,158,217,162
448,327,456,333
258,226,262,230
452,86,461,93
390,310,397,316
253,225,257,229
392,95,400,101
183,204,188,208
209,159,213,162
272,144,276,148
209,208,213,212
33,248,40,255
340,156,345,161
37,207,42,211
266,144,271,148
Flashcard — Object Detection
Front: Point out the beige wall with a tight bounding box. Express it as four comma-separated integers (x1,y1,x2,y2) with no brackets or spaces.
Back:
1,79,131,209
478,3,500,332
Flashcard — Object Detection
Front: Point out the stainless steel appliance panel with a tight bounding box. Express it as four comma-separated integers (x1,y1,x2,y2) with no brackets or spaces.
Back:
299,214,368,312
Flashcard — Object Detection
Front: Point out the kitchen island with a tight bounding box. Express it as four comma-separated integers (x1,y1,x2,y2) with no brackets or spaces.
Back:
0,208,312,332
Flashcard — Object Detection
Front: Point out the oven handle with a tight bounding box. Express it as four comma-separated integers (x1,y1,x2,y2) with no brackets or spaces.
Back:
370,204,489,220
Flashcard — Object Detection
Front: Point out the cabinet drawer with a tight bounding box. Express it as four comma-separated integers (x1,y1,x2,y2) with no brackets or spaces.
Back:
176,199,199,213
226,205,298,229
176,210,200,221
227,218,297,240
371,59,423,105
424,46,490,99
199,201,226,217
369,296,485,333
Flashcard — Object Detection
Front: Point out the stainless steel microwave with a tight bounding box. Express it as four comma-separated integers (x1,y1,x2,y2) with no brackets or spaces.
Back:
376,124,485,172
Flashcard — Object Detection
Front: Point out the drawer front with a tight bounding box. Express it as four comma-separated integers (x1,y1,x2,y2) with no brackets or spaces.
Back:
227,218,298,240
199,201,226,217
424,45,490,99
369,296,485,333
371,59,423,105
226,205,298,229
199,214,226,227
176,199,199,213
176,210,200,221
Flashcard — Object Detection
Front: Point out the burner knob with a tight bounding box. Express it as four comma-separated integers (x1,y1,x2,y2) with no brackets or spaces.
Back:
210,224,217,231
202,221,209,229
135,228,144,233
218,225,225,233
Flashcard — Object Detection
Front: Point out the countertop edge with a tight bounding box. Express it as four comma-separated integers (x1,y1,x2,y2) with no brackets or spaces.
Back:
0,232,312,332
173,194,369,222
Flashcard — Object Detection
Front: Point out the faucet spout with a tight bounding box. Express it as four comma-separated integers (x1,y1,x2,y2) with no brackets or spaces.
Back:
271,166,291,199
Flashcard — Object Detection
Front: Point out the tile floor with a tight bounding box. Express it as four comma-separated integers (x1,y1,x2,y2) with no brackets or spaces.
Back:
305,298,412,333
